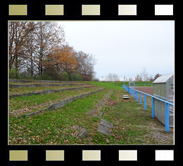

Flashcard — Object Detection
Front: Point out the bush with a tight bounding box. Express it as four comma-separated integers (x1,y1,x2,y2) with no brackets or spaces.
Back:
81,74,91,81
93,78,99,82
61,71,69,81
9,68,20,79
34,69,63,80
69,73,83,81
19,71,29,79
35,73,53,80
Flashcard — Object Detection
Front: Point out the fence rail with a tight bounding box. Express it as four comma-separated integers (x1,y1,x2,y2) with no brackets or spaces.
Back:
123,85,174,132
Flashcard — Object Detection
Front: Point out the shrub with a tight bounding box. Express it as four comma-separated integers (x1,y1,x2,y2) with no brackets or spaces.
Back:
69,73,83,81
61,71,69,81
93,78,99,82
19,71,29,79
35,73,53,80
9,68,20,79
81,74,91,81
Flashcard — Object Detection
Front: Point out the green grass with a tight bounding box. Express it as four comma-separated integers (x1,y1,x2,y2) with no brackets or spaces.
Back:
9,81,82,85
9,81,173,145
9,87,101,115
135,81,153,84
89,81,123,90
9,84,91,95
135,81,153,86
9,88,110,144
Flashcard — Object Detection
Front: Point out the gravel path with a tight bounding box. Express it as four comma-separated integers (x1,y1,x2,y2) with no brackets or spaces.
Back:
135,87,153,95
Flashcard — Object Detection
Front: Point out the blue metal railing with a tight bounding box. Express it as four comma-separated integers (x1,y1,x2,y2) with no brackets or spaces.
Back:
123,85,174,132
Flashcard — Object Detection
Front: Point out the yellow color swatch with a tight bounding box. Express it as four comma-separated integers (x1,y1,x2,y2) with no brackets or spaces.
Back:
9,5,27,15
9,150,28,161
82,5,100,15
46,150,64,161
45,5,64,15
82,150,101,161
119,150,137,161
118,5,137,15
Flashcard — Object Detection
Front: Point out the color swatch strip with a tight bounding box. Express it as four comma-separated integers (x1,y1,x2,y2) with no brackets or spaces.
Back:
8,150,175,161
8,4,174,16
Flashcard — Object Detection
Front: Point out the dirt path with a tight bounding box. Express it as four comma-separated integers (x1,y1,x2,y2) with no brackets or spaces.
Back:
135,87,153,95
87,90,115,117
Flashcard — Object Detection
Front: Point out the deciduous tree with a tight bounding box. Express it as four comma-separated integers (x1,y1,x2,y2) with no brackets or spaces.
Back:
140,67,148,81
9,22,36,75
105,73,120,81
135,73,142,81
154,73,162,81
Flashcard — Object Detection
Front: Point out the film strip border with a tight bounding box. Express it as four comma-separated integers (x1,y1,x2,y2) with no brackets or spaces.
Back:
8,4,174,16
5,1,177,165
8,149,175,161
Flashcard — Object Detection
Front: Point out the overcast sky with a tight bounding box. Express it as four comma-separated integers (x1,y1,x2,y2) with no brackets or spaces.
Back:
57,21,174,81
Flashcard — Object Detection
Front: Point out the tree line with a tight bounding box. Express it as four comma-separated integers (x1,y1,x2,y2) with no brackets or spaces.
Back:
133,68,162,81
9,22,96,81
104,68,162,82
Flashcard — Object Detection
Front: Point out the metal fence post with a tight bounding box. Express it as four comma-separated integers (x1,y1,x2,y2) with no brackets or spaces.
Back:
136,91,138,102
134,90,135,99
139,92,141,104
152,97,155,118
144,94,146,110
165,102,169,132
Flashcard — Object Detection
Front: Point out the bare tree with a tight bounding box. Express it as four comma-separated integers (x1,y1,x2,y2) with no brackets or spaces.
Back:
74,51,96,80
123,76,126,81
147,74,154,81
140,67,148,81
135,73,142,81
105,73,113,81
128,77,133,81
112,73,120,81
105,73,120,81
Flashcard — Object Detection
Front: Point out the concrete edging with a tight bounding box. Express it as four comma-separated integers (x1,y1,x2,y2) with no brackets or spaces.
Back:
9,83,88,88
9,79,78,83
9,86,96,98
15,88,105,118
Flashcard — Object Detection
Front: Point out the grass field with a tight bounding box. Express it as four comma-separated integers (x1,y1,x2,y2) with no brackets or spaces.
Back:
9,81,173,145
9,86,101,116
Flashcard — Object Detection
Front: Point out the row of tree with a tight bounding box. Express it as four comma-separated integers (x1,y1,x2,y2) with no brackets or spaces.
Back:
133,68,162,81
9,22,96,81
104,68,162,82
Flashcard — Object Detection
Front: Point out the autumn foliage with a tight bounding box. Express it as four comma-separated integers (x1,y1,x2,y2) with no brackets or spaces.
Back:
9,22,96,81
